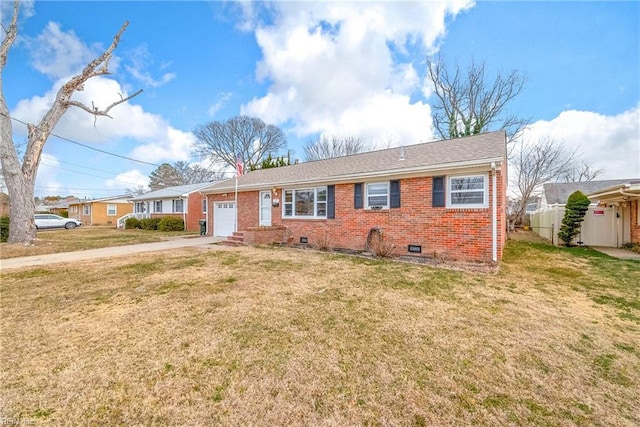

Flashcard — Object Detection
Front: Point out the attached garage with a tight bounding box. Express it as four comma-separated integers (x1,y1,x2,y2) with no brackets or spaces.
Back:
213,202,236,237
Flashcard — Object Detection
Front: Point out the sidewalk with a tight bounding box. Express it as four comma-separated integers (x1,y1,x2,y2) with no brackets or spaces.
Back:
591,246,640,261
0,236,224,271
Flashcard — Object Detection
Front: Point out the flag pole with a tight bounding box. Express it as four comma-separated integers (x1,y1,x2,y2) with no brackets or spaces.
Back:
234,172,238,233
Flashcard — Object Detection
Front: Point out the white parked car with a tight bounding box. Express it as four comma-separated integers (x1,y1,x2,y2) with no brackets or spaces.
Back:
34,214,82,230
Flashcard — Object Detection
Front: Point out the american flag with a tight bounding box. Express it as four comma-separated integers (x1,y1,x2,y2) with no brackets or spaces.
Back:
236,154,244,177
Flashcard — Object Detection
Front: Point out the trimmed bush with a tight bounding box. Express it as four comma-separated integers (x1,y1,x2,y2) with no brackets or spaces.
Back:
139,217,161,230
125,217,141,229
558,191,590,246
158,216,185,231
0,216,9,243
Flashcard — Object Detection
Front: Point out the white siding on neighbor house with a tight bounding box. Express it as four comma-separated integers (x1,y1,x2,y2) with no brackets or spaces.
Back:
531,205,630,247
151,199,188,214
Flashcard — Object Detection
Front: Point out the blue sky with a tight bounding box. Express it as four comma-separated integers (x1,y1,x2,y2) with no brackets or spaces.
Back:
2,0,638,198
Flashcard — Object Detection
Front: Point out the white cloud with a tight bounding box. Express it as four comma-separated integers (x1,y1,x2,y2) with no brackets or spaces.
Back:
208,92,233,117
521,106,640,180
11,76,195,164
24,22,100,79
124,45,176,88
128,128,197,164
105,170,150,190
241,1,473,145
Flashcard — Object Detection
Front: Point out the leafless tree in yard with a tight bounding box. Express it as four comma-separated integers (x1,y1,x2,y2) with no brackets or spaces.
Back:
173,160,225,183
304,135,372,161
510,135,578,225
0,0,141,244
193,116,287,172
557,161,602,183
426,56,528,146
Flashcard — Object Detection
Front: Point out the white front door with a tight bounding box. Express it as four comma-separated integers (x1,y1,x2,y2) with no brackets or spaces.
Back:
259,191,272,226
214,202,236,237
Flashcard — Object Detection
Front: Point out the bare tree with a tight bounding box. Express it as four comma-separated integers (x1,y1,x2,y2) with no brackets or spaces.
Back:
127,185,148,197
173,161,224,184
426,56,528,145
304,135,371,161
193,116,287,172
0,0,141,244
557,161,602,183
510,135,577,225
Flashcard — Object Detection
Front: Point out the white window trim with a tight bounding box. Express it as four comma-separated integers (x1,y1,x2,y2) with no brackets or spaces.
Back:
106,204,117,216
83,204,90,215
202,199,207,213
447,174,488,208
365,182,390,210
283,187,327,219
154,200,162,213
172,199,184,213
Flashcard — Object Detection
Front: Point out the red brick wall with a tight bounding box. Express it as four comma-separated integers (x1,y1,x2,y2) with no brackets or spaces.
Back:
208,172,506,263
631,200,640,244
186,193,207,232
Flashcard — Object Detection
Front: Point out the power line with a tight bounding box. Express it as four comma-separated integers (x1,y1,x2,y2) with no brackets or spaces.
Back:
3,113,162,167
40,160,147,186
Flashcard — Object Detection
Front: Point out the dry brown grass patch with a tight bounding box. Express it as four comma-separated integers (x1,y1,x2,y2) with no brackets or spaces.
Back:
1,243,639,425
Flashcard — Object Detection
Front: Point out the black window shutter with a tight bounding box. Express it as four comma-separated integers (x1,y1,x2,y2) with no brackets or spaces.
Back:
433,176,445,207
327,185,335,219
354,183,363,209
390,180,401,208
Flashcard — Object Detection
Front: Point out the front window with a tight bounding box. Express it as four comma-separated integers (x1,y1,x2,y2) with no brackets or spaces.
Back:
448,175,487,208
154,201,162,213
107,204,117,216
202,199,207,213
135,202,146,213
172,199,184,213
366,182,389,209
83,204,90,215
283,187,327,218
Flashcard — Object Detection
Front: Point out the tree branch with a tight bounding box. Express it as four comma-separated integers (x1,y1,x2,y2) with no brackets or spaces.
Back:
67,89,143,120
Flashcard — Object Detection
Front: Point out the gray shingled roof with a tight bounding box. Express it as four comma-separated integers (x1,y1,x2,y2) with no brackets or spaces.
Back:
202,131,507,193
130,182,214,201
542,179,639,205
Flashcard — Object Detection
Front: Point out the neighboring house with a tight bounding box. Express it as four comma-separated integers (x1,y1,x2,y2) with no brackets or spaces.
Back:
127,183,212,232
587,180,640,245
68,195,133,226
531,179,640,246
201,131,508,263
539,180,633,210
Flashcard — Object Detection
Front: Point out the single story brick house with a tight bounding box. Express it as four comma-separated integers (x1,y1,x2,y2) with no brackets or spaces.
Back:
127,182,212,231
68,195,133,226
201,131,508,263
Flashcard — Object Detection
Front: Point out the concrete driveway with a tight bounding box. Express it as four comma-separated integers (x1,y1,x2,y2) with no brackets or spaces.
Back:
0,236,224,271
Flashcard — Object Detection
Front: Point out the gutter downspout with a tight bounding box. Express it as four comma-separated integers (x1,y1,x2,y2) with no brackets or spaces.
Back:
491,162,497,263
198,191,208,236
182,196,187,231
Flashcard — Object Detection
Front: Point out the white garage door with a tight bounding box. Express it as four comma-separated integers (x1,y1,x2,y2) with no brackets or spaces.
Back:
214,202,236,237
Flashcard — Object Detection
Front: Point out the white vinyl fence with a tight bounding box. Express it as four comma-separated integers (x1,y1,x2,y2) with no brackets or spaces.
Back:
530,205,625,247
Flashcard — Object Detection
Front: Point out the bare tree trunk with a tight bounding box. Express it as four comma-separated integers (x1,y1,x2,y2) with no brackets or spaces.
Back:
0,0,141,244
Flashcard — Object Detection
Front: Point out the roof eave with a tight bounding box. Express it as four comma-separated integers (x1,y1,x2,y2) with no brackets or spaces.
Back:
202,157,504,194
